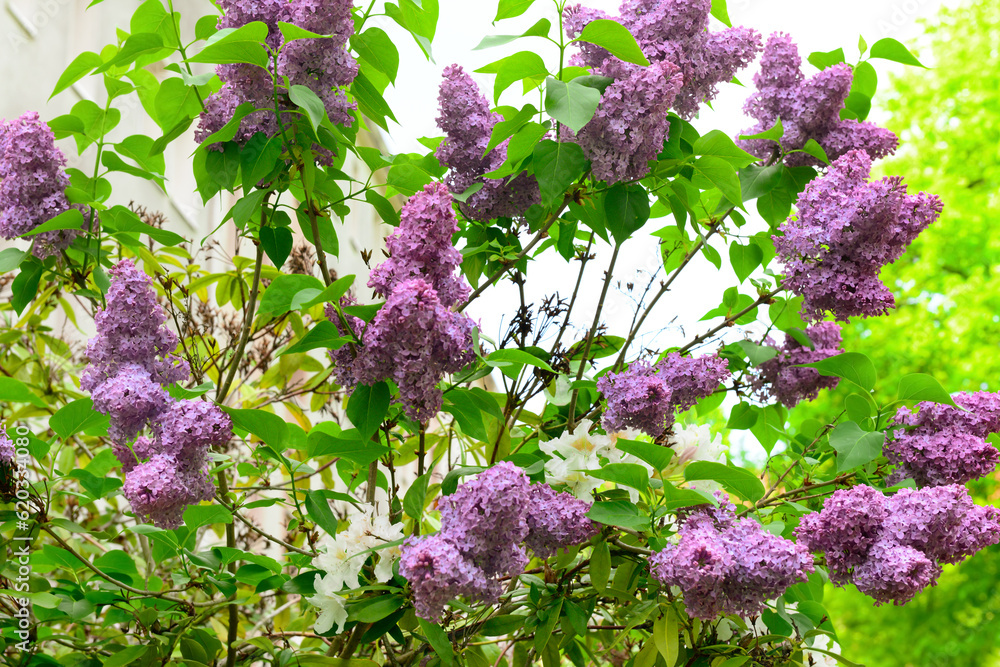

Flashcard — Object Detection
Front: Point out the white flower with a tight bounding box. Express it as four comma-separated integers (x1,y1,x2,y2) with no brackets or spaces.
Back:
540,419,615,461
316,534,367,592
307,573,348,635
316,500,406,590
668,424,727,469
544,452,605,501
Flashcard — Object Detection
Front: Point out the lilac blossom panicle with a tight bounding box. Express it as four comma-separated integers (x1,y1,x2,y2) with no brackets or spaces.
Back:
794,485,887,584
523,484,599,559
851,539,939,606
90,364,170,443
649,499,813,619
435,65,539,221
368,182,470,307
886,391,1000,486
0,425,13,465
570,60,684,183
399,464,598,620
752,322,843,407
357,278,476,421
0,111,84,258
774,149,942,321
324,298,364,390
598,354,729,436
738,33,899,167
564,0,761,119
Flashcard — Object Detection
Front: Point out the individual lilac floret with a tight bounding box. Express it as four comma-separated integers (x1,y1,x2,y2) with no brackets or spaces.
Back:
523,484,599,559
122,454,217,529
851,539,940,606
571,60,683,183
90,364,170,444
738,33,899,167
437,462,532,576
435,65,539,221
795,485,888,584
358,278,476,421
887,392,1000,486
368,182,470,308
650,502,813,619
774,149,942,321
564,0,761,119
398,534,500,622
752,322,843,407
81,260,189,392
324,297,364,390
0,111,83,258
883,485,1000,565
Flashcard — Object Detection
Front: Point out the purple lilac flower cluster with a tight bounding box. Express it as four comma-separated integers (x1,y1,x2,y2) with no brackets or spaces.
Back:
0,425,13,466
796,484,1000,605
435,65,539,221
327,184,477,420
598,353,730,436
196,0,358,150
399,462,597,621
83,260,232,529
0,111,84,258
752,322,843,407
649,498,814,619
565,0,761,119
738,33,899,167
886,392,1000,487
773,149,942,321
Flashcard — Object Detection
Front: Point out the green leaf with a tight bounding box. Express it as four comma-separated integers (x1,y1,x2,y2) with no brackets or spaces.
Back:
494,0,536,21
692,156,742,205
222,407,289,449
154,77,202,131
829,422,885,472
684,461,765,502
615,438,674,472
289,84,328,133
589,463,650,493
103,205,186,246
726,402,758,429
182,504,233,529
20,208,84,236
104,646,148,667
473,18,550,50
800,138,830,164
693,130,757,169
484,104,538,156
710,0,732,26
418,619,455,666
482,614,527,636
257,274,326,317
280,321,349,356
0,248,26,273
50,398,109,439
347,382,390,441
575,19,650,66
604,183,650,244
348,594,405,623
590,541,611,593
587,500,647,529
351,27,400,82
188,22,270,67
801,352,877,391
94,33,166,73
544,77,602,133
259,225,293,268
729,242,763,282
808,47,846,70
532,139,589,207
485,349,554,378
277,21,327,43
51,51,103,98
896,373,958,407
241,132,284,187
869,37,926,67
739,117,783,143
481,51,548,104
305,490,341,536
11,260,43,316
403,472,432,521
736,340,778,366
351,68,399,131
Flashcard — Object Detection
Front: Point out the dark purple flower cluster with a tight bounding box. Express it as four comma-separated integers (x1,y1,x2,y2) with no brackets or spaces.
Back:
327,184,477,420
796,484,1000,605
565,0,761,119
598,353,730,436
435,65,539,221
887,392,1000,487
752,322,843,407
196,0,358,149
399,462,598,621
324,296,364,389
570,60,684,183
0,111,84,258
649,500,814,619
774,149,942,321
83,260,232,529
738,33,899,167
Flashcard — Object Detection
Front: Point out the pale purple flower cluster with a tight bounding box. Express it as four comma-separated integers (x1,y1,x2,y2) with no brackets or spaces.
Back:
324,297,364,389
0,111,83,258
435,65,539,221
565,0,761,119
196,0,358,149
752,322,843,407
796,484,1000,605
774,149,943,321
571,60,684,183
83,260,232,529
598,354,729,436
399,463,598,621
649,500,813,619
327,185,477,420
887,392,1000,487
738,33,899,167
0,425,13,465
